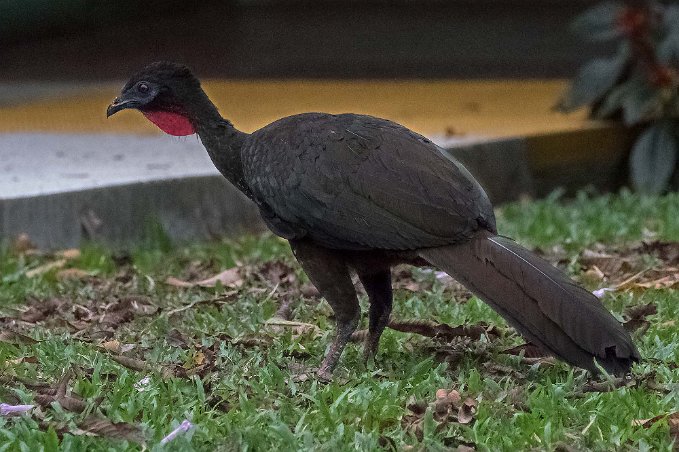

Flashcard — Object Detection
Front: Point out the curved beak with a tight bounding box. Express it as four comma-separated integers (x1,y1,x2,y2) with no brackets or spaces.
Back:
106,97,136,118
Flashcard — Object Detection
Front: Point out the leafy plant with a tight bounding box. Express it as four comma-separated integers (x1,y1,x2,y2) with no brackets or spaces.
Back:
559,1,679,193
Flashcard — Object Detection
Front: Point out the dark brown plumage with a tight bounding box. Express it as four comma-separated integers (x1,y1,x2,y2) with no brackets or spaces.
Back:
108,62,640,379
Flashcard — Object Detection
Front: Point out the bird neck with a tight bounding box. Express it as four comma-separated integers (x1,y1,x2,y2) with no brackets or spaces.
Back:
188,93,253,198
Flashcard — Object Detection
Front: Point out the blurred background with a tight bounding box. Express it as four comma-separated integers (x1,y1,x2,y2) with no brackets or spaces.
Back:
1,0,675,248
0,0,606,80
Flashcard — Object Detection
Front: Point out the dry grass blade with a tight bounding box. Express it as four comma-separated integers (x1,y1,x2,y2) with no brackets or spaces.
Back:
265,318,320,336
166,267,243,288
165,291,238,317
25,259,67,278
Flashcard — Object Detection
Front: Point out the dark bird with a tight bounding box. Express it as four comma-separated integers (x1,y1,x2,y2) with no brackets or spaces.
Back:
108,62,640,379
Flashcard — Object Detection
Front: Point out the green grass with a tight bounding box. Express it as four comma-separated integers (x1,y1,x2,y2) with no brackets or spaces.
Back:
1,190,678,451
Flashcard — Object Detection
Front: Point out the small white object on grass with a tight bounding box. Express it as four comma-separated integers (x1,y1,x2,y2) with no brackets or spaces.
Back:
134,376,151,392
160,419,193,445
592,287,614,298
0,403,34,416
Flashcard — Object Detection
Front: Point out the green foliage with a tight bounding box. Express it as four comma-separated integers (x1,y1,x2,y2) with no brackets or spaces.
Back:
560,1,679,194
1,191,679,450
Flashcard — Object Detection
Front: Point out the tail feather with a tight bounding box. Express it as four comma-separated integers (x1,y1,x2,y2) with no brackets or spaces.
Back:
419,233,640,375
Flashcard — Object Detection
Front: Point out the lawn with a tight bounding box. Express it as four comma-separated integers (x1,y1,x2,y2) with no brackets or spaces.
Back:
1,189,678,451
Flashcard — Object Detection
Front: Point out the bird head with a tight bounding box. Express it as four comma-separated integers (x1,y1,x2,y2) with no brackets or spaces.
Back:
106,61,201,136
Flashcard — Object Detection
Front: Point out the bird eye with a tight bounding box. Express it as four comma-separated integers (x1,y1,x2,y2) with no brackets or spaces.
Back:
137,82,150,93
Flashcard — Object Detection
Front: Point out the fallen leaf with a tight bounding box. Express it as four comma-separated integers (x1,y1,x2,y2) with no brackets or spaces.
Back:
77,415,145,444
110,355,148,372
34,371,91,414
191,351,205,367
633,411,679,443
0,330,38,345
402,388,478,440
638,241,679,265
166,268,243,288
388,319,498,341
457,398,477,424
4,356,38,365
19,298,62,323
101,340,121,353
256,260,297,286
623,303,658,333
579,249,635,277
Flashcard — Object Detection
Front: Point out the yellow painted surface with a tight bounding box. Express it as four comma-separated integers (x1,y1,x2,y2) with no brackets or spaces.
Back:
0,80,589,138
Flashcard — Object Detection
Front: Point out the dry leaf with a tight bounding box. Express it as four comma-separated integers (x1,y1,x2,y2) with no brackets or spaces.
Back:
402,388,478,440
4,356,38,365
101,340,121,353
388,319,498,341
192,351,205,367
633,411,679,442
457,398,477,424
19,298,62,323
77,416,145,444
0,330,38,345
623,303,658,333
110,355,148,372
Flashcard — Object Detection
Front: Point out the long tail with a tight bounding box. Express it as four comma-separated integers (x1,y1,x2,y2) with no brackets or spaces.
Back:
419,233,640,375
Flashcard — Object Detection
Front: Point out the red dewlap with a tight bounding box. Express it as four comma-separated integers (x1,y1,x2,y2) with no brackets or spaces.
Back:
142,110,195,136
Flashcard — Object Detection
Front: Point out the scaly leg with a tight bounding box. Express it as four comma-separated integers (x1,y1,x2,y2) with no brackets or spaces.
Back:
290,240,359,381
358,269,392,362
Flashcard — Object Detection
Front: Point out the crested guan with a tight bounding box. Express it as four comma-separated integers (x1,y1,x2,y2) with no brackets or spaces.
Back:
107,62,640,379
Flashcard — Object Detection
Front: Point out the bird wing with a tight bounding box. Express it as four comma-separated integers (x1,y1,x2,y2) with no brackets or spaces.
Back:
243,113,495,250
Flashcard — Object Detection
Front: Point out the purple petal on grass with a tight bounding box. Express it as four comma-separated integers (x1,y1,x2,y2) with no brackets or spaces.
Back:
592,287,614,298
160,419,193,444
0,403,34,416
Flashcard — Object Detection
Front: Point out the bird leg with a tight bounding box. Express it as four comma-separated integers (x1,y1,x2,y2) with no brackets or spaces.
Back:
358,269,393,363
290,240,360,381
